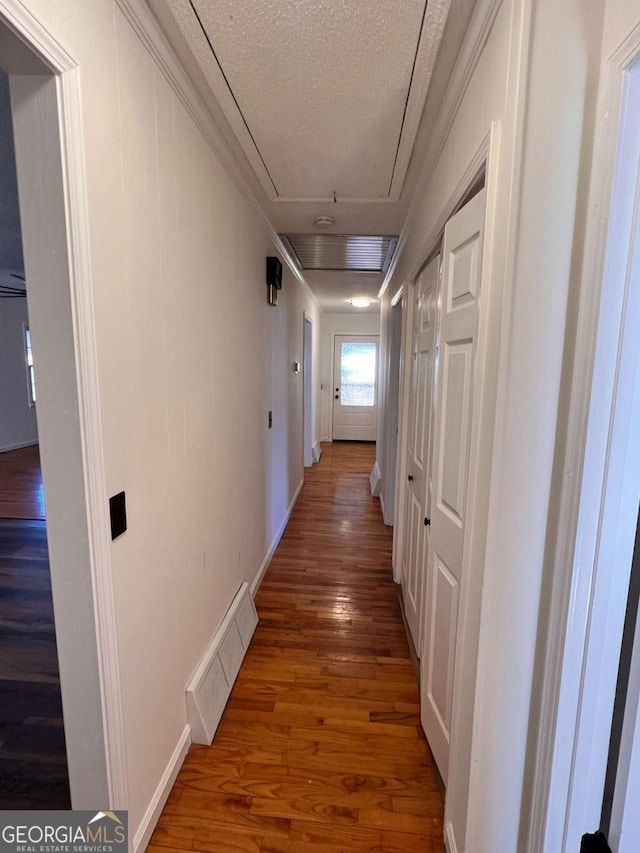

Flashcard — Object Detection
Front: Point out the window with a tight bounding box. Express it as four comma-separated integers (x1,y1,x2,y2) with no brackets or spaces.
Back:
340,341,376,406
24,326,36,407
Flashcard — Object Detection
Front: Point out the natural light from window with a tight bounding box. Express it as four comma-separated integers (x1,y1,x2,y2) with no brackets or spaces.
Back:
340,342,376,406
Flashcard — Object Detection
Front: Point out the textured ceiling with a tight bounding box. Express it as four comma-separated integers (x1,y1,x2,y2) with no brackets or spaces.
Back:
148,0,477,312
160,0,451,203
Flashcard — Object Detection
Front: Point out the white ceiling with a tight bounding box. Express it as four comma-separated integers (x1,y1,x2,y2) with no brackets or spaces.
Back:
161,0,449,203
148,0,476,312
0,3,477,313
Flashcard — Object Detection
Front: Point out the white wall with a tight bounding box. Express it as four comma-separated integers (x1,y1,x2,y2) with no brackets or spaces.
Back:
0,298,37,451
377,295,403,525
320,312,380,440
380,0,605,850
8,0,322,840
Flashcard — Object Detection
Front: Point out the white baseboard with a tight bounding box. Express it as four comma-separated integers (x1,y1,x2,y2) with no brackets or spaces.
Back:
133,724,190,853
444,822,458,853
312,440,322,463
0,439,38,454
369,461,381,497
250,478,304,598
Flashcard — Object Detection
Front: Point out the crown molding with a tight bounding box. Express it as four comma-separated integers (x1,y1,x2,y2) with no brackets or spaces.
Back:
388,0,452,200
114,0,321,312
379,0,504,300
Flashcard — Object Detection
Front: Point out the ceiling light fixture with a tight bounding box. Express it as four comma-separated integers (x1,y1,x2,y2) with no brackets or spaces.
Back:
350,298,372,308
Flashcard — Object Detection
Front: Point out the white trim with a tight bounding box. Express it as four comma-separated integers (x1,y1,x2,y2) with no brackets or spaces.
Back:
369,460,381,497
379,491,387,524
133,724,190,853
114,0,321,314
58,64,129,811
0,439,38,453
388,0,453,200
391,281,413,584
0,0,74,71
391,284,405,307
0,0,128,809
445,822,458,853
312,440,322,463
391,134,490,590
303,313,314,469
407,133,489,283
529,27,640,852
250,478,304,598
379,0,503,301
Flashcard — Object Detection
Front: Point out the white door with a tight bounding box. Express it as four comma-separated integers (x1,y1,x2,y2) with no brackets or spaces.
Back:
332,335,379,441
401,255,439,653
421,190,485,783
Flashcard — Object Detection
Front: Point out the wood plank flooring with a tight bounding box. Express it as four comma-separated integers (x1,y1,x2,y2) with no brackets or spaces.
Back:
0,445,46,519
149,441,444,853
0,517,70,809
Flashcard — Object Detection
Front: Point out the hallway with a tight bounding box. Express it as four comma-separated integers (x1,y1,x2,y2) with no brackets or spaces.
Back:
149,442,444,852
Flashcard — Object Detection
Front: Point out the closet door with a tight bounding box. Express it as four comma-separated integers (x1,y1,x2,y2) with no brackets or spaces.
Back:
401,255,439,654
421,190,486,783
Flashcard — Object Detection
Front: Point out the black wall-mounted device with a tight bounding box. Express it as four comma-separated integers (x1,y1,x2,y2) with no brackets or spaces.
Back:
266,256,282,290
109,491,127,540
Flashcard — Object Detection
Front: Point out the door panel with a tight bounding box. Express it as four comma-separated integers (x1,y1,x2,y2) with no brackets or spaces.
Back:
439,341,473,528
421,189,485,784
428,553,459,735
332,335,378,440
401,255,439,654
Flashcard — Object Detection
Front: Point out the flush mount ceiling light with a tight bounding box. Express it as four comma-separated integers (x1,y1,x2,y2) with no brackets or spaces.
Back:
314,216,336,230
350,298,372,308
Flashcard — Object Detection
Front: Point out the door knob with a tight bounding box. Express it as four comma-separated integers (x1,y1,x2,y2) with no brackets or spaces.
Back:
335,394,339,399
408,474,414,482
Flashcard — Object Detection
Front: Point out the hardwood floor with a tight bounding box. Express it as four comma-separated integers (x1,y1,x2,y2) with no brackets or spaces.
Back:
0,518,70,809
149,441,444,853
0,445,46,519
0,445,69,808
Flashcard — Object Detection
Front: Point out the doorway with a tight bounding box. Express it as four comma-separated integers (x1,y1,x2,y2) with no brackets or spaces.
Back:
380,296,404,525
0,8,125,809
533,41,640,853
0,68,70,806
303,314,313,467
332,334,379,441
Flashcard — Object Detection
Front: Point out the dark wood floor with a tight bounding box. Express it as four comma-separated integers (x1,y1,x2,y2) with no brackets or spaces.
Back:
149,441,444,852
0,444,46,520
0,447,70,809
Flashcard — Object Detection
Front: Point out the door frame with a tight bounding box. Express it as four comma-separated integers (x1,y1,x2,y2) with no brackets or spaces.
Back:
380,295,404,525
393,134,491,588
526,25,640,853
331,333,379,441
393,127,504,850
1,0,127,808
303,313,313,467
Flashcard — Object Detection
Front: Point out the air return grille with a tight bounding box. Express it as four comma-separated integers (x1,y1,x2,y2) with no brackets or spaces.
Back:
282,234,398,272
186,582,258,744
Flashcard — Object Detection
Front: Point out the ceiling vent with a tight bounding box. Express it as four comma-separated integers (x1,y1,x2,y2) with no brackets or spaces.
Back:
282,234,398,272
